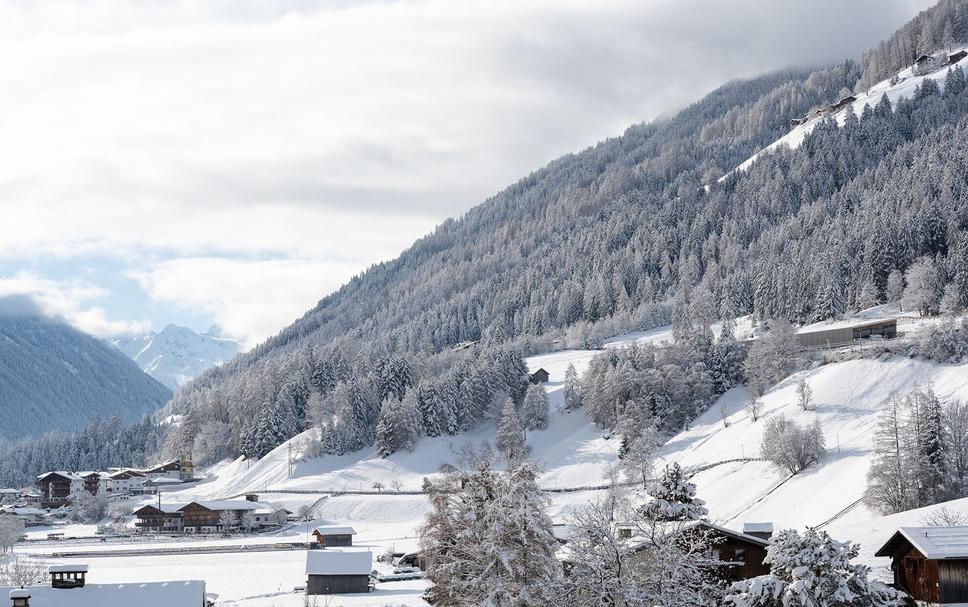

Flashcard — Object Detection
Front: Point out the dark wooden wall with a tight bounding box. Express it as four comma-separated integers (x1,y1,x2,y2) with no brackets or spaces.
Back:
313,533,353,546
307,574,369,595
893,546,940,604
939,560,968,603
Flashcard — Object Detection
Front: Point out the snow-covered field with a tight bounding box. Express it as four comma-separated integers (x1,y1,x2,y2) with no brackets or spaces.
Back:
16,316,968,603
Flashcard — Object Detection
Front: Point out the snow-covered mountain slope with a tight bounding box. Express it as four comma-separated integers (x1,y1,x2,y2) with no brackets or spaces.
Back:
0,313,171,440
160,332,968,567
111,324,241,390
724,46,968,179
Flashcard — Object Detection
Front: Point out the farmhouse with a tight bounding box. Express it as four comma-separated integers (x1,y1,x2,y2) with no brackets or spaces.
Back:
105,469,145,495
133,503,185,533
305,551,373,595
141,458,193,481
914,53,943,75
2,564,207,607
312,526,357,547
875,526,968,604
529,368,550,384
680,521,771,583
0,506,46,526
830,94,857,112
796,317,897,348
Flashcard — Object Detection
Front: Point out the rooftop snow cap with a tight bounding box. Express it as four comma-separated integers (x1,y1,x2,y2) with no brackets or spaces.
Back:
743,522,774,540
305,551,372,576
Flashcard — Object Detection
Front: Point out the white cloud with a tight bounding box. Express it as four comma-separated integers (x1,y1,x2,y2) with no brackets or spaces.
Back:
0,272,148,336
131,257,361,346
0,0,936,341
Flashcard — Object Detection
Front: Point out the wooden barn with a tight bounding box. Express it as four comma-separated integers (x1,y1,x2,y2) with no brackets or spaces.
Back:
950,50,968,65
311,526,357,547
305,551,373,595
686,522,772,583
529,368,550,384
875,526,968,604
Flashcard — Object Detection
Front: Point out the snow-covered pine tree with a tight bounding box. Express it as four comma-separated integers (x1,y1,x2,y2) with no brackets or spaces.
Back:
496,397,527,461
521,383,550,431
563,363,582,410
865,394,914,514
640,462,708,522
420,450,560,607
723,528,899,607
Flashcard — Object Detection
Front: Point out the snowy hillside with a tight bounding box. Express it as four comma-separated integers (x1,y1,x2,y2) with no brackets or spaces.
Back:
111,324,241,390
723,46,968,179
168,335,968,533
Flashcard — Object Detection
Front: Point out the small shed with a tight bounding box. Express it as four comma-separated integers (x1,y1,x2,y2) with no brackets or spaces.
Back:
831,95,857,111
875,526,968,604
305,551,372,595
529,368,550,384
311,526,357,547
949,50,968,65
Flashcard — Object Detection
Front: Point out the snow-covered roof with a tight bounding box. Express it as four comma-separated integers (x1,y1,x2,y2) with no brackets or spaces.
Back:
182,500,261,512
144,477,182,485
313,526,357,536
797,316,896,335
36,471,82,481
2,507,46,516
49,564,89,573
875,526,968,560
0,581,205,607
742,522,774,534
305,550,372,575
135,502,186,514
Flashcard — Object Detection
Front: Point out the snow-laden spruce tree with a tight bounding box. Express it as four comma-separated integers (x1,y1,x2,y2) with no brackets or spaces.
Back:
619,419,661,486
760,415,825,475
521,383,550,432
723,528,900,607
495,397,528,461
563,363,582,410
420,449,560,607
374,394,421,458
640,462,707,522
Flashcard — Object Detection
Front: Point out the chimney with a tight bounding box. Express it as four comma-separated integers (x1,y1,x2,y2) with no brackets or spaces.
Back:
245,494,258,503
743,522,774,541
9,588,30,607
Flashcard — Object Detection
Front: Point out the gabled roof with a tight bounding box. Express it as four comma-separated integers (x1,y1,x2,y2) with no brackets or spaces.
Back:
875,526,968,560
36,471,82,481
305,550,372,575
179,500,261,512
313,526,357,536
133,503,185,515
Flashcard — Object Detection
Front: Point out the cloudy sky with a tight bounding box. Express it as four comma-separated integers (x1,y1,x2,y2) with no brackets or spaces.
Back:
0,0,934,346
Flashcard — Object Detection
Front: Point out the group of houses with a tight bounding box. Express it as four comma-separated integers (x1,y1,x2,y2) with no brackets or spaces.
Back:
31,458,193,509
132,495,289,534
788,49,968,130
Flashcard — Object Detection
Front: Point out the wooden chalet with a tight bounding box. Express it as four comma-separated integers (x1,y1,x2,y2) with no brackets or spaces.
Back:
686,521,771,583
305,551,373,595
529,368,550,384
132,503,185,533
875,526,968,604
35,472,83,508
950,50,968,65
831,95,857,112
311,526,357,547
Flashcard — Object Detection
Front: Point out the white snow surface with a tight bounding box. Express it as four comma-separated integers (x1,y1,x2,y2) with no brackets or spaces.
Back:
111,324,241,390
0,580,205,607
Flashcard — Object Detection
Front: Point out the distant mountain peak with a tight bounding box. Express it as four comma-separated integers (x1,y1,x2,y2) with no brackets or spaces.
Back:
111,324,242,390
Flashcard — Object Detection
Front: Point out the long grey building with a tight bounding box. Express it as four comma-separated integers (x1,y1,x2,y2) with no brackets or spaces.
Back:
796,318,897,348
